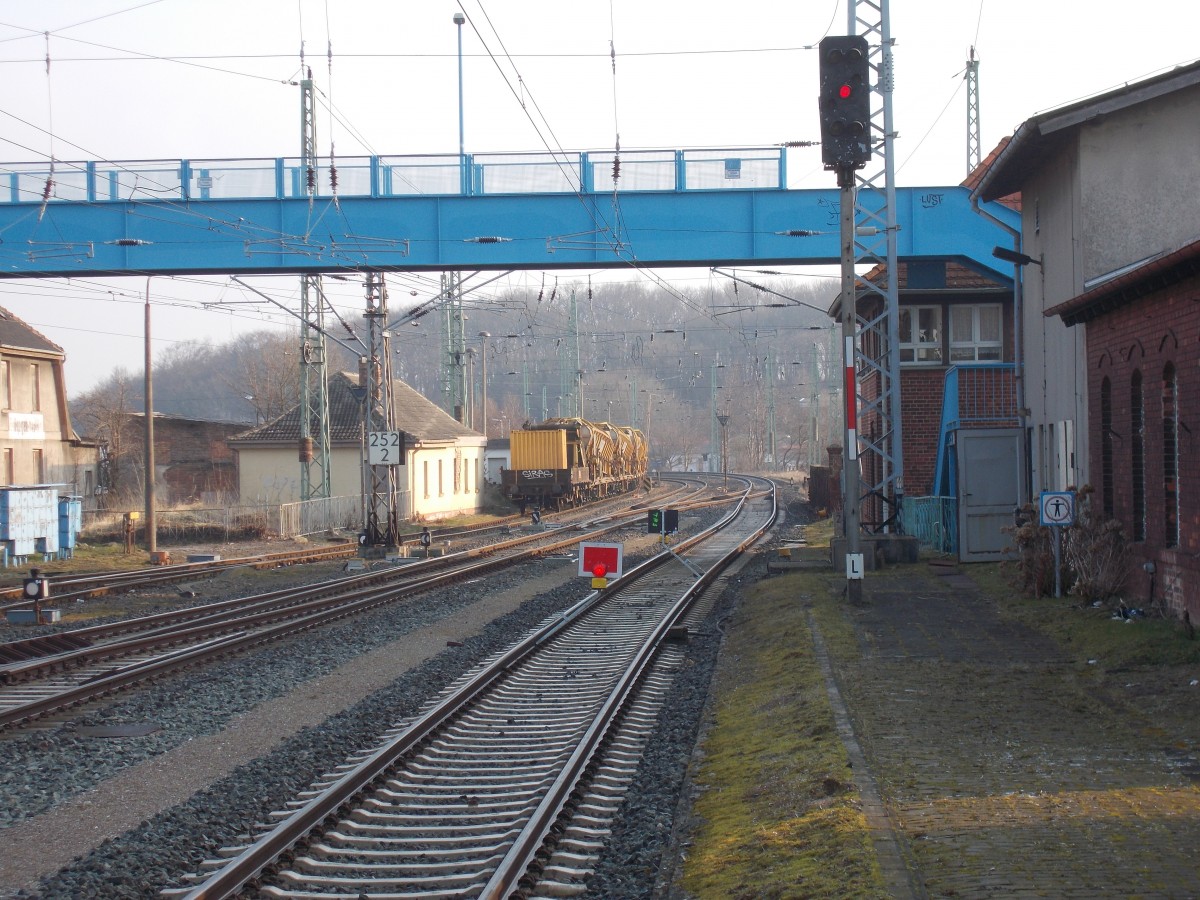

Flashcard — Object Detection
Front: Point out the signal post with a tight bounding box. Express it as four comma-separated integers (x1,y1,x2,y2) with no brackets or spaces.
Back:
819,35,871,601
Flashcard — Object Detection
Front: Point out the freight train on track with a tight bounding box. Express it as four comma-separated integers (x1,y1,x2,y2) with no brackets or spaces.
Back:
500,417,649,512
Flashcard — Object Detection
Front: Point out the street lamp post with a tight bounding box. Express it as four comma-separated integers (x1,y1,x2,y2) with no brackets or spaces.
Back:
716,413,730,492
465,347,477,429
478,331,490,437
453,12,466,194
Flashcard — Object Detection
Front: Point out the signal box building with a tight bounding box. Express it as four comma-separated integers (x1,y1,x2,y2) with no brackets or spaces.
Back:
231,371,486,521
848,259,1019,561
974,59,1200,619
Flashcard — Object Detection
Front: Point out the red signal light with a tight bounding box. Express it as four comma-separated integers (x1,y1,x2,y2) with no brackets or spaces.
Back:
838,83,853,100
592,562,607,578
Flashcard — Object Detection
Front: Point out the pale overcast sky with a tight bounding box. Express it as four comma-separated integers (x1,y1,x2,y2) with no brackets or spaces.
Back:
0,0,1197,393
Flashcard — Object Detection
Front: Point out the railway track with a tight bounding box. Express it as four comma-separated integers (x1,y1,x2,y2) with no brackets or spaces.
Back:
166,475,775,899
0,479,696,616
0,478,714,731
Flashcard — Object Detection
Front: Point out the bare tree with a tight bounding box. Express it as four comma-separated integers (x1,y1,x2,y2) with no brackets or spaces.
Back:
222,331,298,425
72,368,140,506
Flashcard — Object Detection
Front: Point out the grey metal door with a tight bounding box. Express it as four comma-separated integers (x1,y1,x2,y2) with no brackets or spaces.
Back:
956,428,1023,562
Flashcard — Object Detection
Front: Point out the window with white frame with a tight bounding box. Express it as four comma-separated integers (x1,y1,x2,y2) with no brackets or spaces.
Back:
898,305,942,364
949,304,1003,362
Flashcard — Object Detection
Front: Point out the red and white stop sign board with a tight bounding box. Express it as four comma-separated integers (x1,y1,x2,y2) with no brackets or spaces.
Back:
578,542,623,579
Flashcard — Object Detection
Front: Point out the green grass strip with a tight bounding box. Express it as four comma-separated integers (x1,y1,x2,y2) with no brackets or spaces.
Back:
680,573,888,899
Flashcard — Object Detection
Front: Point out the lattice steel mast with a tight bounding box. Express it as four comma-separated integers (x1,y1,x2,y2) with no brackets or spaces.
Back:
440,271,468,423
849,0,903,532
966,46,981,174
361,273,400,549
298,73,331,500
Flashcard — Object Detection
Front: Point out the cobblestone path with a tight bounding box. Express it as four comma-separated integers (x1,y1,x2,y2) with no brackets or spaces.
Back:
823,569,1200,899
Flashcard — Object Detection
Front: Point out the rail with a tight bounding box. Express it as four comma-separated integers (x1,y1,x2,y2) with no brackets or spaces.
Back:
172,476,773,898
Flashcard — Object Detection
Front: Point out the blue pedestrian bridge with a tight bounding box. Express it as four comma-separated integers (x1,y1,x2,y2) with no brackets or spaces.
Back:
0,147,1018,279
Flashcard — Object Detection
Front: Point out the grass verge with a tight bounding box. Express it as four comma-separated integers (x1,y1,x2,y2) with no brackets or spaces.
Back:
680,569,887,900
967,562,1200,669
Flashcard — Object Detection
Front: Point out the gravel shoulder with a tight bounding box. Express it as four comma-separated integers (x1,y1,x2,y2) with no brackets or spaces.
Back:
0,521,695,899
0,564,575,894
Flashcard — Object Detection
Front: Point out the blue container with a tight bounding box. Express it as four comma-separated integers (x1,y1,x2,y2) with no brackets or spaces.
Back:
58,495,82,550
0,487,59,557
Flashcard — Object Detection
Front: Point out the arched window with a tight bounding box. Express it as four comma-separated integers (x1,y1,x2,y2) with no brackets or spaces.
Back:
1100,377,1114,518
1131,370,1145,541
1163,363,1179,548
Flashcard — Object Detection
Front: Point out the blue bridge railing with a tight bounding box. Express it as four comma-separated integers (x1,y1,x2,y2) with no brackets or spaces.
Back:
1,147,786,205
907,495,958,556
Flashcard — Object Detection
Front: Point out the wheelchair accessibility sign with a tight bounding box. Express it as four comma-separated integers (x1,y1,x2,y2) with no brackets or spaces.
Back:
1039,491,1075,527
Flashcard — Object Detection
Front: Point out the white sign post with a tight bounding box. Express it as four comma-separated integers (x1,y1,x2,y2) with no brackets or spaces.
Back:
367,431,404,466
1039,491,1075,598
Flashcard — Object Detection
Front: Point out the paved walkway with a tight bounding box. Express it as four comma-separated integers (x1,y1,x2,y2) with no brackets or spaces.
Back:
820,566,1200,899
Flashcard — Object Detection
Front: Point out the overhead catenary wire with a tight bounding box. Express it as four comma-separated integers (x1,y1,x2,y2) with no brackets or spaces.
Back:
36,31,54,224
1,5,830,354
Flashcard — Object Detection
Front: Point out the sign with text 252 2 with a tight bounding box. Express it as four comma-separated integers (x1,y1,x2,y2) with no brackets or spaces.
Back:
368,431,405,465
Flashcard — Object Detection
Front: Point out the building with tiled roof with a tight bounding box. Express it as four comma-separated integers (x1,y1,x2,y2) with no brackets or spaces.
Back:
230,370,487,520
0,305,100,502
831,165,1021,560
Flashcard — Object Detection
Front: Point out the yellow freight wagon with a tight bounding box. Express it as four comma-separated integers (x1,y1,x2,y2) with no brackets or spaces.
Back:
500,418,648,512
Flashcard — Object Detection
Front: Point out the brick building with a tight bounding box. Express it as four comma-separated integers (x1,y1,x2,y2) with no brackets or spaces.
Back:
849,258,1020,558
861,261,1016,498
124,412,243,505
1046,241,1200,617
975,59,1200,618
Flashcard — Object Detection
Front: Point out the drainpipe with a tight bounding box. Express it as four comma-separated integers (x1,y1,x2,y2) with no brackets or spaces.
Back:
972,195,1028,503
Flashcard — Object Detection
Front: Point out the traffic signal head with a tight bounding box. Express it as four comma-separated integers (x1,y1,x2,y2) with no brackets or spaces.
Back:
818,35,872,172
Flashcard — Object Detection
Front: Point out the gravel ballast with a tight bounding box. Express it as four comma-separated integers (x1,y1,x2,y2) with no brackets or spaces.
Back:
0,505,748,898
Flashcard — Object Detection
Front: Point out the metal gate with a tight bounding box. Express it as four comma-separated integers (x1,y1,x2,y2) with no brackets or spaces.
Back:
955,428,1024,562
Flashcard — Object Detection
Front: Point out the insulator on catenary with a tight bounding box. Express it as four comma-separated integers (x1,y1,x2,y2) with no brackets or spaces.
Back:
465,236,511,244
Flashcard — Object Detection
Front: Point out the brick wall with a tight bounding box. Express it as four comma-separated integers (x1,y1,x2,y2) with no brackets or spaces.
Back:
126,416,246,505
1086,271,1200,621
900,368,947,497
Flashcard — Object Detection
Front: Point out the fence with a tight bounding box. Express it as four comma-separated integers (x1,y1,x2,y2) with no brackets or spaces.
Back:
907,495,958,556
82,494,368,543
2,147,785,204
277,495,364,538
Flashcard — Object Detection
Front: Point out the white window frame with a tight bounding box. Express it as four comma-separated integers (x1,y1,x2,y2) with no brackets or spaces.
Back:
898,305,943,366
949,303,1003,363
